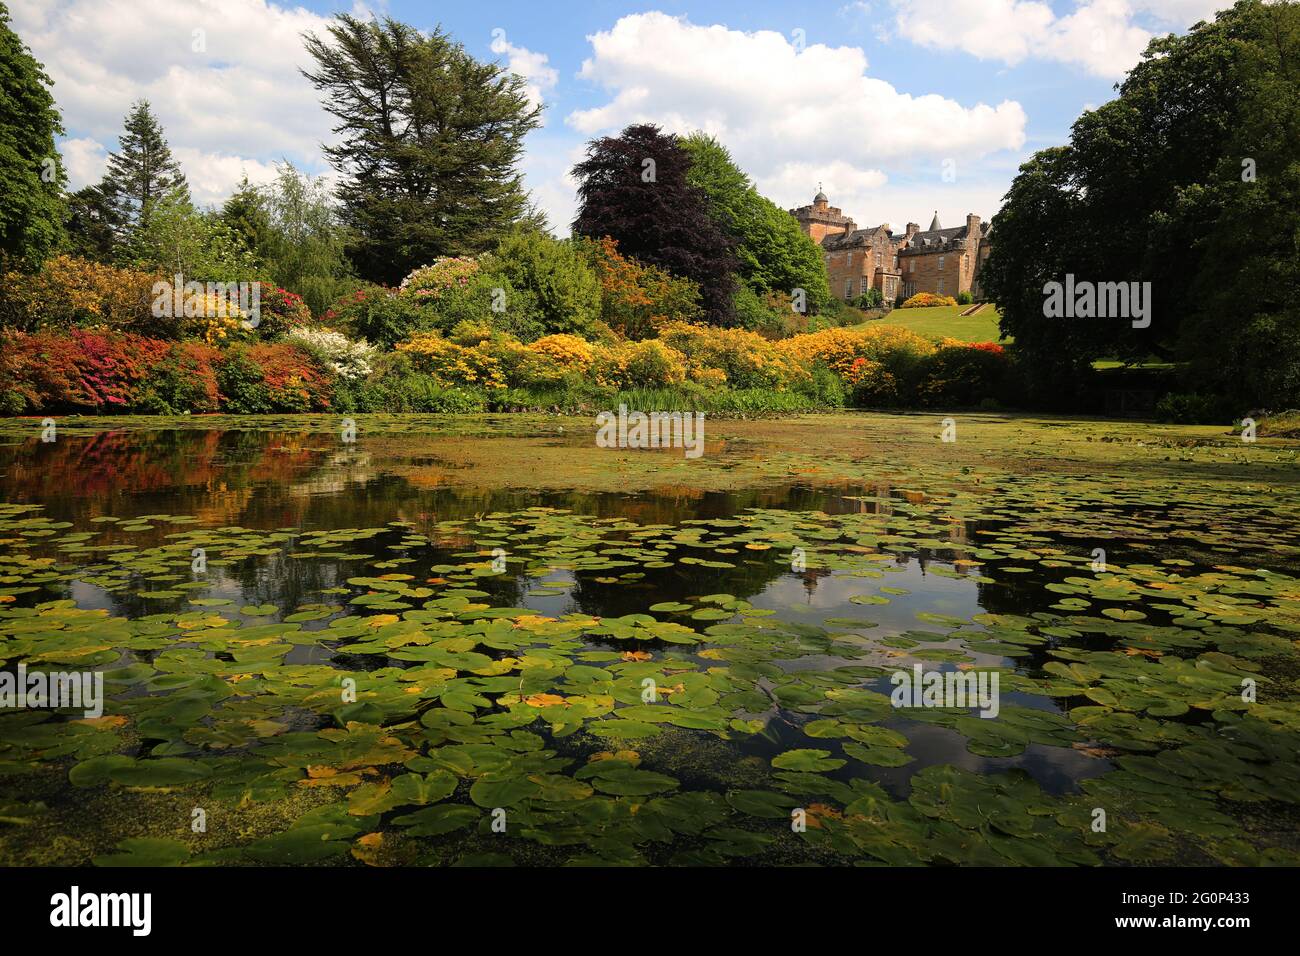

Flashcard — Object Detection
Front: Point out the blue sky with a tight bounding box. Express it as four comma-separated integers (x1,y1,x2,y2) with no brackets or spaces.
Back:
12,0,1230,233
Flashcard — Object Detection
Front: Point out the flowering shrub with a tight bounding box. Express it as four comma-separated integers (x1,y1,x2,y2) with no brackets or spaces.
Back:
778,325,936,404
900,292,959,309
659,321,807,390
247,343,333,411
595,339,689,389
286,326,378,381
256,287,312,339
579,237,702,340
397,331,520,391
523,334,597,385
0,255,159,333
399,257,481,301
133,342,222,414
916,341,1011,407
0,330,169,413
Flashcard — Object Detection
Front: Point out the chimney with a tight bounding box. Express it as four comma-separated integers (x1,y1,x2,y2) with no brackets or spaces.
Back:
906,222,919,238
966,213,981,237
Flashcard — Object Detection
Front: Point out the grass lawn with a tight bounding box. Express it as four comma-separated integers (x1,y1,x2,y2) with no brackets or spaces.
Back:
853,304,1005,343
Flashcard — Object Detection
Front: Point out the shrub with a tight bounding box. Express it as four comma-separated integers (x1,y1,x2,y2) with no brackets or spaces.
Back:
956,290,973,306
596,339,689,389
916,341,1010,407
254,286,312,339
396,329,527,391
853,288,884,310
579,236,703,340
286,326,377,381
1155,391,1229,424
659,321,807,390
487,230,601,339
324,284,424,349
133,342,222,414
778,325,937,405
0,329,169,412
522,333,597,386
215,347,271,414
0,255,158,333
247,343,332,411
900,292,958,309
332,352,484,413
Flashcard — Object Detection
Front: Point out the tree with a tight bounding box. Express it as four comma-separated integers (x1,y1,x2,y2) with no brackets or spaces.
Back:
572,124,737,325
302,14,542,285
64,185,116,261
983,0,1300,411
256,163,352,317
123,185,254,282
0,0,66,266
98,100,188,249
681,132,830,312
219,174,271,260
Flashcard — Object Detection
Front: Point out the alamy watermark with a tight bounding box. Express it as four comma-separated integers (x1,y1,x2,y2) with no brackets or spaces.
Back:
890,663,1000,718
1042,274,1151,328
151,275,262,329
595,404,705,459
0,664,103,718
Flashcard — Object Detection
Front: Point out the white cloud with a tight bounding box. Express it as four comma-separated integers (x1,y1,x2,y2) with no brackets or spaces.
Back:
58,137,109,191
890,0,1231,79
489,31,559,118
10,0,340,203
566,12,1026,223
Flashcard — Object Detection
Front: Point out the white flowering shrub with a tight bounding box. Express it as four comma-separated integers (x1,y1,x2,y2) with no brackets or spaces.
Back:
286,326,378,382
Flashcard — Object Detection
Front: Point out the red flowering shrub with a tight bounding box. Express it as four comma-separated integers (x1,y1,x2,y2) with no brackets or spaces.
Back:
246,343,332,411
254,286,312,339
0,330,169,413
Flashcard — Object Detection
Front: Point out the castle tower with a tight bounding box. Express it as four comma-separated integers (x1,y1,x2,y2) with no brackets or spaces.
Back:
789,186,855,244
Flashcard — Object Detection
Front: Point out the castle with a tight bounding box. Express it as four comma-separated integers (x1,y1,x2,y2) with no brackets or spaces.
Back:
788,188,991,304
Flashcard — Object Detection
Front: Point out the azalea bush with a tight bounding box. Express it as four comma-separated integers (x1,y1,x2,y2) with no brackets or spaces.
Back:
659,321,807,390
0,329,169,413
0,255,159,333
133,342,223,414
580,236,702,340
904,290,956,308
916,341,1011,407
286,326,378,381
255,286,312,339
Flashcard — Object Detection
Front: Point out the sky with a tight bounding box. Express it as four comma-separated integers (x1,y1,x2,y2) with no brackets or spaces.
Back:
10,0,1235,235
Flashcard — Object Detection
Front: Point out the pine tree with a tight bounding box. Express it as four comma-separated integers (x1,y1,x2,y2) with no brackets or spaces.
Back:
302,14,542,284
572,124,737,325
98,99,188,246
0,0,66,267
219,174,270,260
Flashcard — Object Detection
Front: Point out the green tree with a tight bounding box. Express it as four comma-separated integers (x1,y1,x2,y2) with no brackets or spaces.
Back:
257,162,352,317
0,0,66,266
301,14,542,284
487,227,601,339
572,124,737,325
124,185,255,281
983,0,1300,410
681,132,830,312
98,100,188,249
63,185,115,261
219,174,271,260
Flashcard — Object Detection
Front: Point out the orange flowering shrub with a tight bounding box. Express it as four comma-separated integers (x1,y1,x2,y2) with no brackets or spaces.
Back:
593,339,689,389
778,325,936,403
246,343,333,411
523,334,596,384
900,292,958,309
0,255,159,333
580,237,702,339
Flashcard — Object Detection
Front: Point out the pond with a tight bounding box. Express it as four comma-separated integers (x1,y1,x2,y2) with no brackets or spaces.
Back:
1,412,1298,866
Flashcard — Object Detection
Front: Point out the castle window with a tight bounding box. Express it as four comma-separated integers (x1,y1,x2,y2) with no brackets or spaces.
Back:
938,256,945,270
875,252,882,268
860,276,868,294
845,279,853,300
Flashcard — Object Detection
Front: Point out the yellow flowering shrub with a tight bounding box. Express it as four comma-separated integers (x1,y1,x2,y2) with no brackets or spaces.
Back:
0,255,159,333
594,339,688,389
658,321,808,391
900,292,958,308
397,331,516,390
524,334,596,384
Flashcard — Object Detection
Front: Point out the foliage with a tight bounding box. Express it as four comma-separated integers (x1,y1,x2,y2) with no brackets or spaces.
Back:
778,325,936,405
853,288,884,310
681,132,830,311
216,344,332,413
0,254,158,333
916,341,1011,407
659,321,808,390
0,329,168,412
956,290,973,305
0,0,66,267
983,0,1300,410
328,285,424,350
302,14,542,284
121,186,257,283
579,236,702,340
133,341,222,414
253,163,353,318
486,229,602,339
901,292,958,309
572,124,737,325
254,286,311,340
